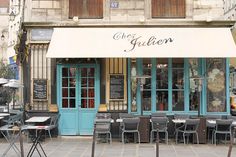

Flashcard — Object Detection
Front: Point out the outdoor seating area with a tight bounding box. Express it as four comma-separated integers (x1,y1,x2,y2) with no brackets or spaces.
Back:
93,112,236,146
0,111,60,156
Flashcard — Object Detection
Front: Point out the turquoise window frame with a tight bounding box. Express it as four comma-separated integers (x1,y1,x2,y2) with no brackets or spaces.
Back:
128,58,230,115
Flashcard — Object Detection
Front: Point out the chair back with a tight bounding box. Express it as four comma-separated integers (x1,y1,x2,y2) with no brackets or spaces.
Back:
205,115,222,120
50,114,60,127
151,117,168,131
215,119,233,132
123,117,140,131
151,112,166,117
184,119,200,131
95,118,111,133
119,113,134,119
174,114,189,120
96,113,111,119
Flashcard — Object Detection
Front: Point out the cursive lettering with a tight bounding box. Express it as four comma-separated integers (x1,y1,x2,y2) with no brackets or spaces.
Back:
124,36,174,52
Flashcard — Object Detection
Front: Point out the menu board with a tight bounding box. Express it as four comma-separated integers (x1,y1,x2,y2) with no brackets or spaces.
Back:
33,79,47,100
110,75,124,99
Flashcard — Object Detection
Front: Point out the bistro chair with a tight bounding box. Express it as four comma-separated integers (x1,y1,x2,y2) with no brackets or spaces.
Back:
173,114,190,135
213,119,233,145
44,114,60,140
205,115,222,143
121,117,140,144
150,117,168,144
95,118,112,144
118,113,134,139
175,119,200,144
151,112,167,117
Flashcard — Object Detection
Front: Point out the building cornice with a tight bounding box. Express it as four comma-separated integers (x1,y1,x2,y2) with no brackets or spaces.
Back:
22,20,236,28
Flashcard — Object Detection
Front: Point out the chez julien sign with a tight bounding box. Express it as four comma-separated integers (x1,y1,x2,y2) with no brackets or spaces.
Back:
46,28,236,58
112,32,174,53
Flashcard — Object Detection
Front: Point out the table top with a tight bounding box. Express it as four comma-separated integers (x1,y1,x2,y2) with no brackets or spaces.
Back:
25,116,50,123
0,117,3,120
0,113,10,117
172,119,186,123
24,125,49,130
207,120,236,125
95,118,114,123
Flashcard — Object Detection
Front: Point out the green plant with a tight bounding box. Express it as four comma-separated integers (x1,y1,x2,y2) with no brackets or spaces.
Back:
0,61,15,106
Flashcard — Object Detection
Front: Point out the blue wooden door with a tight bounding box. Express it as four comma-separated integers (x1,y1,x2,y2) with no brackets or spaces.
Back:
57,64,99,135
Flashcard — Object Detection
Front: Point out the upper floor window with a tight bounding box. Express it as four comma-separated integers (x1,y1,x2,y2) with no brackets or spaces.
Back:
0,0,9,14
69,0,103,19
152,0,185,18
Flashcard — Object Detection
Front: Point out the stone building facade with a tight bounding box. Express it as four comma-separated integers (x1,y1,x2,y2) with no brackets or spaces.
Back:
21,0,236,135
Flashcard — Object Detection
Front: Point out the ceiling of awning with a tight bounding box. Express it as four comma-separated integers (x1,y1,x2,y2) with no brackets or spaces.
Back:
46,27,236,58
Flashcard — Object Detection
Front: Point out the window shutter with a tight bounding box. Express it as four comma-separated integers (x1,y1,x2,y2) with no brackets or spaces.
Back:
152,0,185,18
87,0,103,18
69,0,103,19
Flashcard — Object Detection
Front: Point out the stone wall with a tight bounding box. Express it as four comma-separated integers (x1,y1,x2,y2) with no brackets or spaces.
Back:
24,0,225,23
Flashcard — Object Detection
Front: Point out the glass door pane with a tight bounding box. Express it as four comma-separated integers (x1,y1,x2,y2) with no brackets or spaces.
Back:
61,67,77,108
80,67,95,109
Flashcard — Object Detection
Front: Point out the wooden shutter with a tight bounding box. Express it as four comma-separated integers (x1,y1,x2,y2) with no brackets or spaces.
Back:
69,0,103,19
0,0,9,7
152,0,185,18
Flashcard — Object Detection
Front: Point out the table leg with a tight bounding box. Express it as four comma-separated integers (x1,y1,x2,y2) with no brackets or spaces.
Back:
27,130,47,157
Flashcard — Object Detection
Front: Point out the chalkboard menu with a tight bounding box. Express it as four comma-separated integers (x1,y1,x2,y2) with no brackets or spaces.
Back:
33,79,47,100
110,75,124,99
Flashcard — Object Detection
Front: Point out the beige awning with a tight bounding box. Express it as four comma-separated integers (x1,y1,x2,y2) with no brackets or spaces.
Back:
46,27,236,58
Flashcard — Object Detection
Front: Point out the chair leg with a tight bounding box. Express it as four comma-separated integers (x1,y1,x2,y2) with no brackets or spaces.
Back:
109,132,112,144
196,133,199,144
121,132,124,144
183,133,185,144
150,131,153,143
48,130,52,140
214,133,217,145
137,132,140,144
175,131,178,144
165,131,168,144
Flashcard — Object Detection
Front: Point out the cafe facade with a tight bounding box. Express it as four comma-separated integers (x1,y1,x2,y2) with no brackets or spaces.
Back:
20,0,236,136
20,25,236,136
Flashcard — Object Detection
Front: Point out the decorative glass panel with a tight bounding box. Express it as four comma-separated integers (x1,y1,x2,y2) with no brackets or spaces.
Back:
69,68,76,77
69,78,76,87
88,89,94,97
207,59,226,112
81,68,87,77
131,59,137,112
189,59,199,111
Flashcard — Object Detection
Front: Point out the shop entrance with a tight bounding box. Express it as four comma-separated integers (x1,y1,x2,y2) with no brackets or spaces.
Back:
57,64,99,135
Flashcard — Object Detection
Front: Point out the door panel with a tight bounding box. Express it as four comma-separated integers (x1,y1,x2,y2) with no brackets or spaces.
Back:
58,65,99,135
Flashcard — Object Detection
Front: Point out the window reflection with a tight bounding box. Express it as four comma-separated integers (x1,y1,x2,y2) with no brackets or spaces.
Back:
143,58,151,111
156,58,168,111
172,58,184,111
131,58,137,112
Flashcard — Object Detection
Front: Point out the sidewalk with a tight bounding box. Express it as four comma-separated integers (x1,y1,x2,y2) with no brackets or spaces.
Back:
0,136,235,157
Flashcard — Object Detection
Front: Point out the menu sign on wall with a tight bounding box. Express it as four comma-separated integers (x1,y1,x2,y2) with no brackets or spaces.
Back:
33,79,47,100
110,75,124,99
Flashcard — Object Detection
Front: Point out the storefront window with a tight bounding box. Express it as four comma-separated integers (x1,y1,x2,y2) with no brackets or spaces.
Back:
172,58,184,111
131,59,137,112
206,59,226,112
156,58,168,111
142,59,152,111
189,59,199,111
